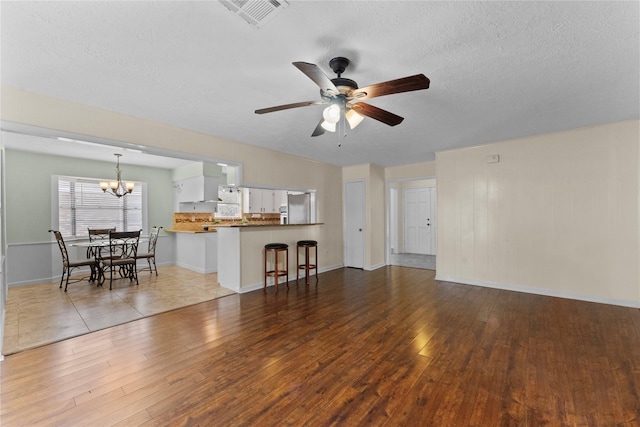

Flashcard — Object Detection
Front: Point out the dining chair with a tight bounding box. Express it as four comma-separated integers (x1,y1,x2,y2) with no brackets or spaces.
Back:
87,227,116,258
49,230,98,292
136,226,163,275
99,230,141,290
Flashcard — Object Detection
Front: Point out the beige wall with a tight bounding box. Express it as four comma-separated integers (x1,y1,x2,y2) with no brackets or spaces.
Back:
436,120,640,307
385,160,436,181
1,85,344,272
369,163,385,268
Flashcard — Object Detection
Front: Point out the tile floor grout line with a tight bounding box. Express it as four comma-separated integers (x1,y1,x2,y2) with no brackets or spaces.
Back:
3,267,232,355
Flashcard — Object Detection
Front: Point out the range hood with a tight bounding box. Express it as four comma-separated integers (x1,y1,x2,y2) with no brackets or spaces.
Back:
173,162,222,210
176,176,219,202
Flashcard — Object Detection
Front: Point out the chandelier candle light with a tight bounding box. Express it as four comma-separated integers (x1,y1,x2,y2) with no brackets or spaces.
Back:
100,153,134,197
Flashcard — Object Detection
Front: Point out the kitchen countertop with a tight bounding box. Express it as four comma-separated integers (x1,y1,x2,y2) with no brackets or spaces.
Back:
165,223,323,233
226,223,324,228
164,228,218,234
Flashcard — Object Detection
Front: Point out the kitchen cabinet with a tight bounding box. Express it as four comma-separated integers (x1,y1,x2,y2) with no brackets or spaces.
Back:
175,176,219,204
174,232,217,274
243,188,287,213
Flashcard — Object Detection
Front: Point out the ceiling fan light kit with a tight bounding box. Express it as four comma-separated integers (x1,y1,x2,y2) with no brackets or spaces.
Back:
255,57,430,140
345,109,364,129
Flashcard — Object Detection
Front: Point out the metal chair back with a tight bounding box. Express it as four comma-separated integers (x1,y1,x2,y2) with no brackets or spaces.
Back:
50,229,70,266
108,230,141,260
146,226,163,254
88,227,116,241
49,229,98,291
88,228,116,258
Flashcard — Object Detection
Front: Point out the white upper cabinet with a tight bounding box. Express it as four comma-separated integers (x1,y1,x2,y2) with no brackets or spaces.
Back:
243,188,286,213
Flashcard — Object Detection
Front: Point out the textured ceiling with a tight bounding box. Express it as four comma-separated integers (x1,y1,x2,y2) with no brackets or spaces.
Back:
1,1,638,167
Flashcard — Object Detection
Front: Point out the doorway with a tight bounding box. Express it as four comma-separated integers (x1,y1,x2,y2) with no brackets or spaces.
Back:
387,178,437,270
403,186,436,255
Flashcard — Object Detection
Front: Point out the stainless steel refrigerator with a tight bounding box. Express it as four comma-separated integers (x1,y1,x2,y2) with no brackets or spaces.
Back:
287,193,311,224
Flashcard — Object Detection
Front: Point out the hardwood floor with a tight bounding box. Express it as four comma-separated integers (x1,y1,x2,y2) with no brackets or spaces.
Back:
1,266,639,426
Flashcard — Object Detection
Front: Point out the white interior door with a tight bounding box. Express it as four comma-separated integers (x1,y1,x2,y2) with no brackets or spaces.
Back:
403,187,436,255
345,180,365,268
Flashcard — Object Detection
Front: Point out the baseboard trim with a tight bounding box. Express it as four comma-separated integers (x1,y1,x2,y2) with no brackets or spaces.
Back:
9,275,62,288
366,262,386,271
8,261,175,287
238,264,344,294
434,274,640,309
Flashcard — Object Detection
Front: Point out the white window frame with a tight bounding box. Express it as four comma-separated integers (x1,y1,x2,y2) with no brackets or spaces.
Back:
51,175,148,239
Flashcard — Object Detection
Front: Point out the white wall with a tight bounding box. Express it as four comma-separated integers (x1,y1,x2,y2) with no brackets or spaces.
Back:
436,120,640,307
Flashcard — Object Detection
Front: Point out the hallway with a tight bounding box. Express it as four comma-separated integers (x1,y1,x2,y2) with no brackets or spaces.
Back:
390,252,436,270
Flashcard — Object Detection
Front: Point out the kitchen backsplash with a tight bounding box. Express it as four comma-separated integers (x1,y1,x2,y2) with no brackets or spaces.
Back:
172,212,280,231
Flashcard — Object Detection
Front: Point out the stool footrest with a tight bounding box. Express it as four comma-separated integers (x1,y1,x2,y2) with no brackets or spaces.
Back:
296,241,318,285
264,244,289,291
266,270,288,276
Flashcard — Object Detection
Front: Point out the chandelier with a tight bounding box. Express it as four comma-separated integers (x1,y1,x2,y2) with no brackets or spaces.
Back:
99,153,134,197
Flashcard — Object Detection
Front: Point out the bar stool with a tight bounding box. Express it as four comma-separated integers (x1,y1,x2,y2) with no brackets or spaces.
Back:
264,243,288,290
296,240,318,285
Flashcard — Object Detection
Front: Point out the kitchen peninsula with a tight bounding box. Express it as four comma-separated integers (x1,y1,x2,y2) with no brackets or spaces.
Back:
166,212,323,289
217,222,324,293
168,169,323,289
165,212,279,274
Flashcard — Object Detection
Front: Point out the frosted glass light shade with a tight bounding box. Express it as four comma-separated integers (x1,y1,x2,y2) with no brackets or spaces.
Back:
346,109,364,129
321,121,336,132
323,104,340,124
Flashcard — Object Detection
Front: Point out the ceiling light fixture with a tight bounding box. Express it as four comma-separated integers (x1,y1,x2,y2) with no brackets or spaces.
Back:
320,104,341,132
99,153,134,198
256,56,430,138
345,109,364,129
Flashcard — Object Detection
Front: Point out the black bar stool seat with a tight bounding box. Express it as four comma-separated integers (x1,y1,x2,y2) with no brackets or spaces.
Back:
296,240,318,285
264,243,288,290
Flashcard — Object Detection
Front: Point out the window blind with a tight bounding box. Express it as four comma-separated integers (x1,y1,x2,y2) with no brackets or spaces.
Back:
58,176,143,238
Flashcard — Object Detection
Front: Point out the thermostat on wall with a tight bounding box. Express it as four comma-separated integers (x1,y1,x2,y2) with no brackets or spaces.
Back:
486,154,500,163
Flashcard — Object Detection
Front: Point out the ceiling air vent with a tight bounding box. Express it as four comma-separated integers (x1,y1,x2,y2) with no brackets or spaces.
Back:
220,0,289,29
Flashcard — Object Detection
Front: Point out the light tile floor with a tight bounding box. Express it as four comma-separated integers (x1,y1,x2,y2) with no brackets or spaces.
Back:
2,265,235,355
389,253,436,270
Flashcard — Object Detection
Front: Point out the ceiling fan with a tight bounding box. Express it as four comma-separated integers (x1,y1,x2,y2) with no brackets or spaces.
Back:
255,57,430,137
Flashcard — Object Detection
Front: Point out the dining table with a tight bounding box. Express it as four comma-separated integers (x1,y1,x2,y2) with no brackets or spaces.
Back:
69,237,148,282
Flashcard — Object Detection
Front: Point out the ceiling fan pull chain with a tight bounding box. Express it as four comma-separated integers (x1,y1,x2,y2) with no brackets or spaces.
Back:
342,109,347,138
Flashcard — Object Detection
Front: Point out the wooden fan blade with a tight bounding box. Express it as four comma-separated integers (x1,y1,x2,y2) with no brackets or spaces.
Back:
255,101,324,115
350,102,404,126
352,74,430,100
293,62,339,96
311,118,326,137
